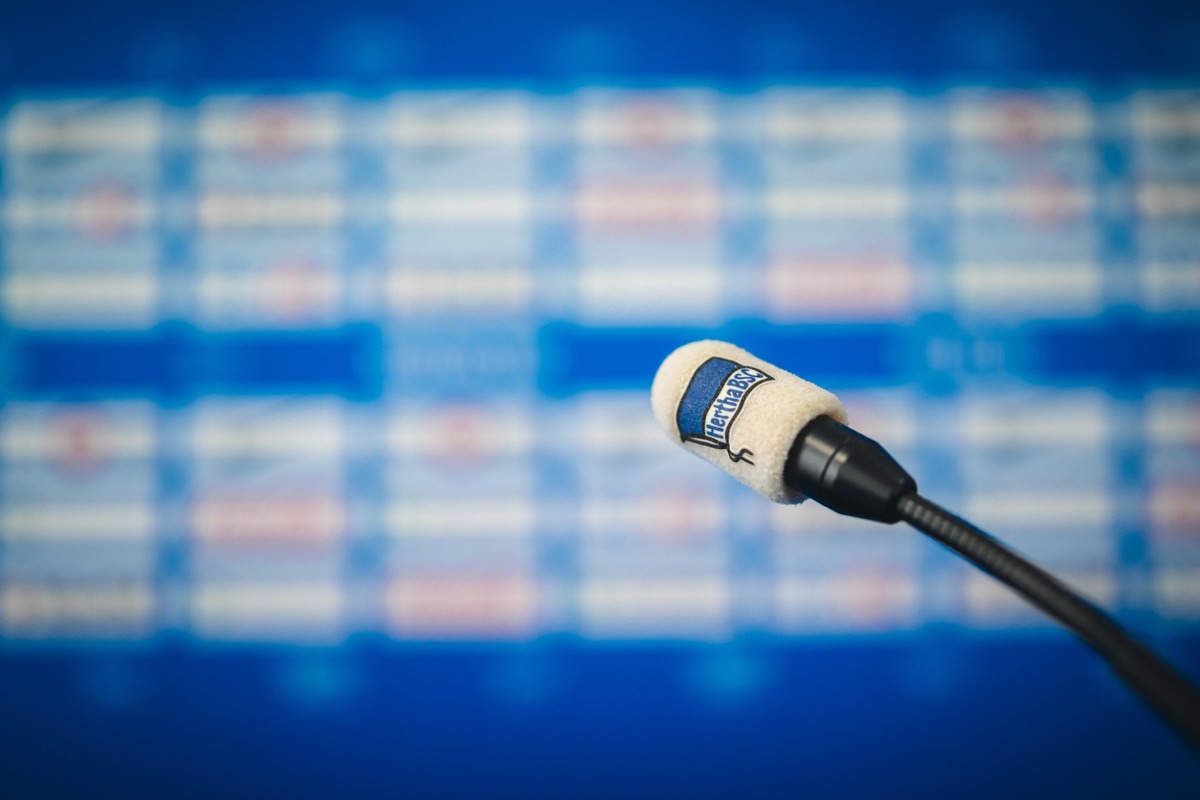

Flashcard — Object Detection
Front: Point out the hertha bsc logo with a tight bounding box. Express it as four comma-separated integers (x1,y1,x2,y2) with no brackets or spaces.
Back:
676,357,773,464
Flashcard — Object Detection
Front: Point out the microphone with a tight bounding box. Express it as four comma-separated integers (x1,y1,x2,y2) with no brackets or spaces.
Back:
650,340,849,504
652,340,917,519
652,340,1200,752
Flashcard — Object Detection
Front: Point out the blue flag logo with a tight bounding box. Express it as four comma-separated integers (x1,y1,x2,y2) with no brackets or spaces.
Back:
676,357,773,464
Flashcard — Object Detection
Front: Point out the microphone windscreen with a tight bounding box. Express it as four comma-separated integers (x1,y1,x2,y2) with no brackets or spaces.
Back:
650,340,848,504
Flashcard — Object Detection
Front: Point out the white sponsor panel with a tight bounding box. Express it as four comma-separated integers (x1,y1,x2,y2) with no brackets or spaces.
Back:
386,498,535,538
962,393,1111,446
1,503,155,542
2,402,156,463
199,95,344,152
198,192,344,228
578,90,717,147
955,262,1102,315
197,261,341,327
1146,392,1200,447
192,580,345,641
578,394,676,457
763,89,906,142
6,98,161,152
1147,482,1200,537
387,266,532,314
383,574,537,639
763,256,912,319
4,273,158,329
950,91,1093,142
5,188,155,234
964,489,1114,529
1141,261,1200,311
388,403,533,463
764,187,907,219
953,183,1093,220
193,399,345,460
575,183,722,230
1136,184,1200,217
578,263,722,323
1,583,154,638
1130,92,1200,139
191,492,345,548
579,577,730,639
776,569,919,632
389,190,531,224
1156,570,1200,619
581,481,726,540
390,91,532,147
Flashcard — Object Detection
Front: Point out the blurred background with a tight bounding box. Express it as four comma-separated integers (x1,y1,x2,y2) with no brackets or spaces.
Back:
1,0,1199,796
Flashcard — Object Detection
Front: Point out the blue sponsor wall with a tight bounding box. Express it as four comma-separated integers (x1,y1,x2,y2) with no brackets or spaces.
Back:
1,1,1199,797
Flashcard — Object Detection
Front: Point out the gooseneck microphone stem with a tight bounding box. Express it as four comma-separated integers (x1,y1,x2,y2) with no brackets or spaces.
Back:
897,492,1200,753
786,415,1200,753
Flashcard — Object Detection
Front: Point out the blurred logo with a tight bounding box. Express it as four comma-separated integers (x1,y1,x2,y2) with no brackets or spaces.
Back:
46,408,111,477
625,102,676,148
384,574,537,639
995,98,1045,148
391,403,531,469
73,181,142,240
609,100,700,148
581,96,713,148
764,255,912,319
191,492,345,549
637,480,724,542
576,182,721,232
677,358,772,463
1018,173,1085,228
1148,481,1200,537
244,102,305,162
6,182,144,238
2,582,154,638
428,405,498,468
260,258,337,323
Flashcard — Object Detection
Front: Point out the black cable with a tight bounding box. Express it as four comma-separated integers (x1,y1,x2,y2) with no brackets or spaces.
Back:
897,492,1200,753
786,414,1200,753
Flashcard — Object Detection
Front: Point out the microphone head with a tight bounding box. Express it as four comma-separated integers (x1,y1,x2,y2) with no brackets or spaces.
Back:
650,340,847,504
